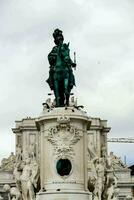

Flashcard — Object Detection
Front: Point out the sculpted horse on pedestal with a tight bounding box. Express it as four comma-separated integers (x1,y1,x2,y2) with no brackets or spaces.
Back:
46,29,76,107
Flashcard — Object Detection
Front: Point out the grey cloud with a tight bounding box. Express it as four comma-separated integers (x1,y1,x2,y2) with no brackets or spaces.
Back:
0,0,134,165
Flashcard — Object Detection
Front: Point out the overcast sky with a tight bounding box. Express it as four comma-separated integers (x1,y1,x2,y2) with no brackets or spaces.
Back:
0,0,134,166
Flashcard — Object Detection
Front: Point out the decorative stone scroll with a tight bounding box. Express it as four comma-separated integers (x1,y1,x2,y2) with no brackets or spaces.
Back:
45,116,83,159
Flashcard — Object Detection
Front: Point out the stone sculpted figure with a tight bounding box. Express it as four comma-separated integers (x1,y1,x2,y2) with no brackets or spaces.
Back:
88,157,98,193
42,98,53,111
87,143,98,194
3,184,21,200
0,152,15,171
0,195,3,200
109,151,127,168
16,145,22,162
29,143,36,159
30,158,40,189
87,145,119,200
126,195,132,200
106,177,119,200
106,178,113,200
94,158,105,200
102,150,119,200
13,163,22,192
69,96,77,107
9,152,16,162
20,158,36,200
46,29,76,107
88,142,97,160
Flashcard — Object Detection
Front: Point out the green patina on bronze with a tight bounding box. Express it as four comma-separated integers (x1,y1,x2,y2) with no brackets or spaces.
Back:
46,29,76,107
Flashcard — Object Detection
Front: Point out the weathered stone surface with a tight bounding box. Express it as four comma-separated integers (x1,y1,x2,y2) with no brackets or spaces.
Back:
36,106,92,200
0,98,134,199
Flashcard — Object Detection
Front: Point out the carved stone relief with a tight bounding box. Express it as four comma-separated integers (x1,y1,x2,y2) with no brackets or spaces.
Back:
0,152,16,172
45,116,83,159
16,135,22,147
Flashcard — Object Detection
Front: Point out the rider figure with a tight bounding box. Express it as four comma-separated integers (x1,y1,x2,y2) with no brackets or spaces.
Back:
46,29,76,107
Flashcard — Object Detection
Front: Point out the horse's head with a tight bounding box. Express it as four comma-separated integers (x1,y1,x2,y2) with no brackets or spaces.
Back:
61,43,70,64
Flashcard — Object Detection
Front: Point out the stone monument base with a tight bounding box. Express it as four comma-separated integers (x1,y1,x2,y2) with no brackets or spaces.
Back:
36,190,92,200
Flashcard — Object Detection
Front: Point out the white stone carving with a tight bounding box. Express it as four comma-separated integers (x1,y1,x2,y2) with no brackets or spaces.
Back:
126,195,133,200
20,158,34,200
16,144,22,162
88,142,97,160
3,184,21,200
69,96,77,107
88,144,120,200
43,98,54,111
30,158,40,189
57,115,70,125
29,143,36,159
13,163,22,192
10,151,39,200
46,118,83,159
0,195,3,200
93,158,105,200
109,151,127,169
20,157,39,200
0,152,16,171
87,143,98,193
106,177,118,200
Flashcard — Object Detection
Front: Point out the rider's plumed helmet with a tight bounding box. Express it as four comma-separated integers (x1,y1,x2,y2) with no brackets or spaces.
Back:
53,29,64,45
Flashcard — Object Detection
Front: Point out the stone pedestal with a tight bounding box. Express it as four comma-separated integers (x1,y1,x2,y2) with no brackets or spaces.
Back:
36,107,92,200
36,191,91,200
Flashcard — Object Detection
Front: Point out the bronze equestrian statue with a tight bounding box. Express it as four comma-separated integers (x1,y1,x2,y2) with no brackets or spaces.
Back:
46,29,76,107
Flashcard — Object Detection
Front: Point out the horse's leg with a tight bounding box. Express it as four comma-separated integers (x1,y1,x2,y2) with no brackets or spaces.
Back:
54,81,60,107
59,80,65,106
64,78,70,106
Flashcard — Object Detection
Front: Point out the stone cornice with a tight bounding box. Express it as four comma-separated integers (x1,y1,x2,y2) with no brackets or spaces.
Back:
117,182,134,187
88,125,111,133
12,126,37,134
